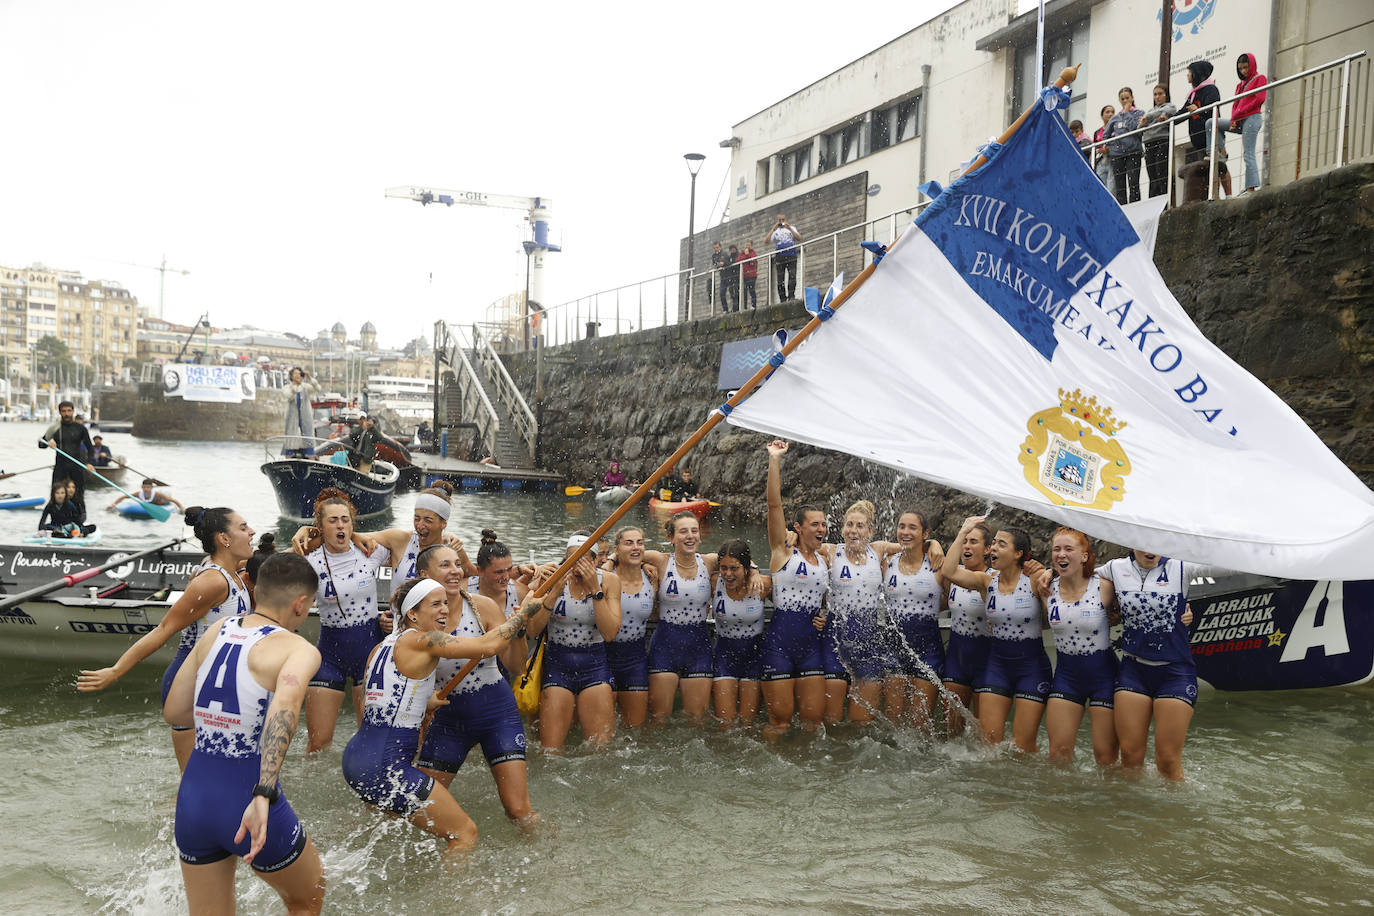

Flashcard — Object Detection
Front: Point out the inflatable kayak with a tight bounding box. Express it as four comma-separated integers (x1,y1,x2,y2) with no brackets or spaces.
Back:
647,497,711,520
24,529,103,547
0,495,45,510
595,486,634,502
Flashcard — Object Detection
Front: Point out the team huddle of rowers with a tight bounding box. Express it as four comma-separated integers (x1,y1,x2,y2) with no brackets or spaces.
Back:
72,439,1207,914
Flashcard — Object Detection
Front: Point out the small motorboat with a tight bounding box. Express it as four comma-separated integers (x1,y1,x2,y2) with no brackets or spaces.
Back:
84,458,130,489
595,485,634,503
261,436,399,522
647,496,712,521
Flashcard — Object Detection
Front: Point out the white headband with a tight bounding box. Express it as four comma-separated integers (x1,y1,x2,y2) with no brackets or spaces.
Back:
401,578,445,615
566,534,597,554
414,493,451,521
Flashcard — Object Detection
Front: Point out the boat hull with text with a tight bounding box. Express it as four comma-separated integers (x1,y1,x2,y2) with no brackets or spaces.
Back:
260,457,399,522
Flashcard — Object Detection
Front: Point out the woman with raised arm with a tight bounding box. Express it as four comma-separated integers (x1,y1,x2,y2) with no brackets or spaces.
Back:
295,488,389,753
414,545,539,829
341,576,542,853
77,506,255,769
822,501,891,725
1032,527,1120,767
1099,548,1203,781
711,538,769,727
642,512,718,725
941,515,1050,754
760,440,828,737
942,521,993,735
604,526,657,727
526,533,621,752
879,509,946,730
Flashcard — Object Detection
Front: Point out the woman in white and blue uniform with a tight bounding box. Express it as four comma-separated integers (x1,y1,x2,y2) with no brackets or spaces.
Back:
711,538,769,727
822,501,891,725
77,505,255,771
163,552,325,914
414,545,539,829
878,509,946,729
760,440,828,737
527,533,621,753
943,521,992,735
1100,549,1206,781
342,577,539,852
605,526,657,728
300,488,388,753
1033,528,1120,767
643,512,718,725
942,515,1051,754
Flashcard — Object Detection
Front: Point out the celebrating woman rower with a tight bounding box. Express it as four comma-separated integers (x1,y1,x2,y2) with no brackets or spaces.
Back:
76,506,255,769
711,538,768,727
642,512,718,725
1099,548,1202,781
820,501,891,725
527,532,621,752
603,526,657,727
942,521,993,735
341,576,542,853
413,545,539,828
941,516,1050,754
1032,528,1120,767
878,509,946,730
760,440,828,737
294,488,389,753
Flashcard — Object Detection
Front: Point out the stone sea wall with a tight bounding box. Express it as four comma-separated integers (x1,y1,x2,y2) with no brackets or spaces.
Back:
505,163,1374,552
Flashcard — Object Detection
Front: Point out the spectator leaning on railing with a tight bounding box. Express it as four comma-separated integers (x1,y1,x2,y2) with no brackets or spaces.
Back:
1141,84,1178,199
1104,87,1145,205
1092,105,1115,186
739,241,758,310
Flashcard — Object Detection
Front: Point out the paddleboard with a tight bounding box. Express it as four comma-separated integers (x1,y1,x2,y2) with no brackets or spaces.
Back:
24,529,103,547
0,496,45,510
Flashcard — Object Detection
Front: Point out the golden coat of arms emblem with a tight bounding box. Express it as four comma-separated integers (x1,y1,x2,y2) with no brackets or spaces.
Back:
1018,388,1130,510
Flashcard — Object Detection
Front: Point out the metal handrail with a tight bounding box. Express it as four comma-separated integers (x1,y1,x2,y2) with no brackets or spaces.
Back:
450,329,500,433
471,323,536,460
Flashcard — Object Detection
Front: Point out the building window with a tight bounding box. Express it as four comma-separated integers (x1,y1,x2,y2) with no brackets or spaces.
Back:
1013,17,1089,127
819,121,865,173
777,141,812,191
872,95,921,152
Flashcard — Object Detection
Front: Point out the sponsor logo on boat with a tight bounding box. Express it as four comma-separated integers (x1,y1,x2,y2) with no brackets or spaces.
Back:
6,550,87,577
1019,388,1130,510
0,608,37,626
69,620,156,636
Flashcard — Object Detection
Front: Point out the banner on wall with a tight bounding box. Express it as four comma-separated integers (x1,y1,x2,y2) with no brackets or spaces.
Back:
162,364,256,403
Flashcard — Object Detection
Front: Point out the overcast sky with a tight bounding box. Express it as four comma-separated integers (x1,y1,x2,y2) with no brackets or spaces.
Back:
1,0,1004,348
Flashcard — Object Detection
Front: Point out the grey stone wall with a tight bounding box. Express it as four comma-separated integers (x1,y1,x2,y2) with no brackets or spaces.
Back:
678,172,871,321
511,163,1374,553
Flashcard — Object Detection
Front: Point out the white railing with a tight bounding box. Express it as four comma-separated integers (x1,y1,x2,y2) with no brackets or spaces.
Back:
434,320,500,460
471,322,536,463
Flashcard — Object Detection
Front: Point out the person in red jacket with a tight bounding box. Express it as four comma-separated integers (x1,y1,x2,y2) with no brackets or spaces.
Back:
738,241,759,310
1210,53,1268,193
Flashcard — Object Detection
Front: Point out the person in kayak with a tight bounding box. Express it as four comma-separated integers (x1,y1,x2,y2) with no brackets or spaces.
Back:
603,461,627,488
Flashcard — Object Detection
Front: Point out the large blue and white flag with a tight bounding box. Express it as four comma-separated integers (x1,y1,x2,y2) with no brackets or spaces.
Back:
726,102,1374,579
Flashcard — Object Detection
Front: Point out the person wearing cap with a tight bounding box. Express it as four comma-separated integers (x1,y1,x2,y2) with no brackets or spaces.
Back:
88,435,114,468
348,413,380,475
525,530,622,753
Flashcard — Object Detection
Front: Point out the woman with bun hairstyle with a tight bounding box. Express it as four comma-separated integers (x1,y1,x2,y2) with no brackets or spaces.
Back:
469,530,540,622
641,512,719,725
414,544,540,829
237,532,278,609
526,531,621,752
603,526,657,727
877,509,946,729
293,488,390,753
76,506,256,769
711,538,768,727
342,575,543,852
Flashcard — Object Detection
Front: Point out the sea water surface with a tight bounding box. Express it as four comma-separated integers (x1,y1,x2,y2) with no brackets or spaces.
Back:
1,422,1371,913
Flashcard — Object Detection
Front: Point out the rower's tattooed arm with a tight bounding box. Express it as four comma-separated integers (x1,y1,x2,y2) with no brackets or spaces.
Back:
258,703,298,789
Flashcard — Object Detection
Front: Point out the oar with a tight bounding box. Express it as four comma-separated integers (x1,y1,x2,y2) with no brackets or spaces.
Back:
0,537,187,611
43,443,172,522
564,485,593,496
0,464,50,482
112,459,171,487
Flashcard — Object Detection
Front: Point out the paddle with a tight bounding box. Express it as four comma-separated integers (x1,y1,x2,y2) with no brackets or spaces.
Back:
0,536,187,611
112,459,170,487
0,464,50,482
564,485,592,497
43,442,172,522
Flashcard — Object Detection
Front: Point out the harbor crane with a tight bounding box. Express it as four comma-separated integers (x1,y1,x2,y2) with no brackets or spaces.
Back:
384,185,560,340
113,255,190,319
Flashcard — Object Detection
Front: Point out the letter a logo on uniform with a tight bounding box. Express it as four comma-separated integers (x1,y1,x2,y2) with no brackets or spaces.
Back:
196,642,242,714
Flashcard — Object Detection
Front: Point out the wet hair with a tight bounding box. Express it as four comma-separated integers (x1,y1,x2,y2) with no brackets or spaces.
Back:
665,512,697,537
965,521,993,548
479,528,498,545
717,538,752,570
389,578,428,629
141,478,157,487
313,486,355,528
254,552,318,610
425,480,456,498
476,539,512,569
415,543,453,574
845,500,876,524
898,509,929,535
997,526,1033,565
185,506,236,554
613,525,644,547
791,505,824,529
244,533,276,582
1052,526,1095,577
1154,83,1171,103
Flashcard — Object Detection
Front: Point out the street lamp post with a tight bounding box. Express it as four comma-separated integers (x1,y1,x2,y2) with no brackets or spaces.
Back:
684,152,705,318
